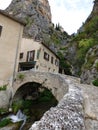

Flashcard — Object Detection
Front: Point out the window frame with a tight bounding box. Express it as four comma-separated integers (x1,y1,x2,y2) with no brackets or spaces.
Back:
27,50,35,62
44,52,49,61
0,25,3,36
51,56,54,64
19,52,24,59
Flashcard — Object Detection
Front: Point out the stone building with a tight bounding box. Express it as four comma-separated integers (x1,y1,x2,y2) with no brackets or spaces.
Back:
19,38,59,73
0,10,24,85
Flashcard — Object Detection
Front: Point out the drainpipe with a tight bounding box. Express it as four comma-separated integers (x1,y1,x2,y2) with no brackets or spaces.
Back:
12,24,23,88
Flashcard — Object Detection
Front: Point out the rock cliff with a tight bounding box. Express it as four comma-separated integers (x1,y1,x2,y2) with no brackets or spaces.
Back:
81,45,98,84
6,0,52,40
63,0,98,82
80,0,98,84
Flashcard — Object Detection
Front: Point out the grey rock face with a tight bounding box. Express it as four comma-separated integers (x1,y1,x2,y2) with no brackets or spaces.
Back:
5,0,52,40
81,45,98,84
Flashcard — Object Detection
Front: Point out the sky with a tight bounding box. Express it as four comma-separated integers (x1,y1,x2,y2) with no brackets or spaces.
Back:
0,0,94,35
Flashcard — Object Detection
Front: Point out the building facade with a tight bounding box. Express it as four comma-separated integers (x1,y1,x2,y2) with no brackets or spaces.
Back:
0,11,24,85
19,38,59,73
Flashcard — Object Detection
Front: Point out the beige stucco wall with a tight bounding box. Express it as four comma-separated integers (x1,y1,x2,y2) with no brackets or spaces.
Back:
0,14,23,85
20,38,59,73
20,38,40,62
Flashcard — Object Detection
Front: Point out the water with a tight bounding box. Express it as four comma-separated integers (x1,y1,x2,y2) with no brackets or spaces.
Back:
9,110,26,130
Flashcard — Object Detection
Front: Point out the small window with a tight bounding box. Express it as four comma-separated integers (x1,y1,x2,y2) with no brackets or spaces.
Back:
0,25,2,36
48,67,50,71
55,59,59,66
37,48,41,59
51,57,54,64
27,50,35,62
44,52,49,61
36,65,39,69
20,53,23,59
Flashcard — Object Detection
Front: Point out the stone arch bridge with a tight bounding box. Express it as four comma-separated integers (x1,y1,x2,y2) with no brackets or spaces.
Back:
12,70,69,101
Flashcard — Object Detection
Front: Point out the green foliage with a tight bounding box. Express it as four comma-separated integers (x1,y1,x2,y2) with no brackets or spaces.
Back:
76,38,95,67
83,58,95,69
85,16,98,35
78,38,94,48
69,17,98,75
72,32,86,41
95,62,98,70
92,79,98,86
12,100,33,113
22,100,32,109
0,118,11,128
57,51,71,75
0,108,7,115
17,73,25,81
0,84,7,91
51,33,61,45
37,89,53,102
12,100,23,113
55,23,61,31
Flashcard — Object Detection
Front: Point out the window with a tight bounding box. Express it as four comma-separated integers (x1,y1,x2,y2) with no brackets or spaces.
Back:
37,48,41,59
51,56,54,64
36,65,39,69
55,59,59,66
19,53,23,59
44,52,49,61
48,68,50,71
27,50,35,62
0,25,2,36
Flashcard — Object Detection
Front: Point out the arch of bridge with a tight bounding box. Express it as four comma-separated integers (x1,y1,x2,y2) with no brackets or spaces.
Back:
12,70,68,101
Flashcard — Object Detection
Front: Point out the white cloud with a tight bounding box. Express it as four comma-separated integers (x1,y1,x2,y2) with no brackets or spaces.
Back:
0,0,12,10
48,0,94,34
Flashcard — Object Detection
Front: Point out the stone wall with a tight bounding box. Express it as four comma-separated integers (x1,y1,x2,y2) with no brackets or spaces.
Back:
29,85,85,130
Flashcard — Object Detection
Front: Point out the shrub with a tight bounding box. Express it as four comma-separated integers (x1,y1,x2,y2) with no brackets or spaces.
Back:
92,79,98,86
17,73,25,81
22,100,32,109
0,118,11,128
0,84,7,91
95,62,98,70
12,100,33,113
85,16,98,35
37,89,53,102
12,100,23,113
0,108,7,115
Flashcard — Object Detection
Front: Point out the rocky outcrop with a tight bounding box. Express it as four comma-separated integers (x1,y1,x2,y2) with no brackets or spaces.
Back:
81,45,98,84
5,0,52,40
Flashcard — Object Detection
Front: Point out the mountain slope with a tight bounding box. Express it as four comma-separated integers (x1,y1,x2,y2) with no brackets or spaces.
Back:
63,0,98,84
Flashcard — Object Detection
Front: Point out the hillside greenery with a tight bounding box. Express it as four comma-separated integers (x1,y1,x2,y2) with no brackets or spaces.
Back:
68,15,98,75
